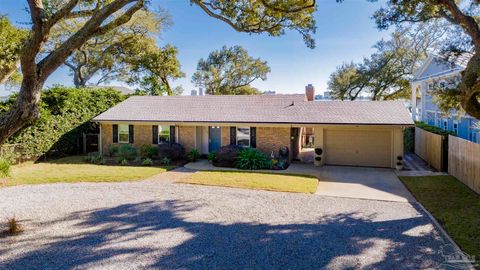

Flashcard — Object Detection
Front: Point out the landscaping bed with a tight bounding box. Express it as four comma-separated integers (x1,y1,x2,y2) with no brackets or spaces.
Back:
178,171,318,194
399,175,480,264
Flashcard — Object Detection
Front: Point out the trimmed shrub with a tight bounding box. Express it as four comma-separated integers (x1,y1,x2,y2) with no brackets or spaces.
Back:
0,87,125,159
140,144,157,159
118,144,137,161
157,143,185,160
0,158,11,178
236,148,270,170
415,121,455,136
213,145,241,167
160,157,171,165
107,144,119,157
207,152,216,163
134,156,142,163
119,158,129,166
188,149,200,162
85,152,103,164
142,158,153,166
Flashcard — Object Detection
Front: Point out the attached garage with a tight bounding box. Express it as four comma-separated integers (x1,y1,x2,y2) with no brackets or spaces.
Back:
324,129,392,168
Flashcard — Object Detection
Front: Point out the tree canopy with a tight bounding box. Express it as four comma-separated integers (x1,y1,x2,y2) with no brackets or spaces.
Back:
328,23,446,100
192,45,270,95
0,16,28,86
48,9,184,95
371,0,480,120
0,0,317,144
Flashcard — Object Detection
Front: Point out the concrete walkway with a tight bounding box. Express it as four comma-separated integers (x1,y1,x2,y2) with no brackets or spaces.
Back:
185,160,415,202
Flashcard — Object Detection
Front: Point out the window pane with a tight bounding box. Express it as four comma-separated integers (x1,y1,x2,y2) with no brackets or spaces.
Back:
237,127,250,147
118,124,129,143
159,125,170,144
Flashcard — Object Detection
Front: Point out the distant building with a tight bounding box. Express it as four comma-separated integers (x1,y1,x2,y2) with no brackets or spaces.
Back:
263,90,276,95
411,54,479,143
191,90,198,96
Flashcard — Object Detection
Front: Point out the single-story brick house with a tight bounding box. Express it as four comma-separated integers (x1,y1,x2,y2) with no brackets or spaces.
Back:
93,90,413,168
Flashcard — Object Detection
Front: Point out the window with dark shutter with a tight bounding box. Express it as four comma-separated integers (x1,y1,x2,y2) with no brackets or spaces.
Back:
169,126,176,144
112,125,118,143
152,125,159,144
230,127,236,145
129,125,134,143
250,127,256,148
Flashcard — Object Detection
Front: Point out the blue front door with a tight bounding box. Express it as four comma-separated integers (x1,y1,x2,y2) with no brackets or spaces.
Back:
209,126,221,152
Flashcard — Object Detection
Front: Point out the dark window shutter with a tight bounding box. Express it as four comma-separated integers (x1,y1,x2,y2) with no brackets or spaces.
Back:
169,126,176,144
250,127,256,148
112,125,118,143
152,125,158,144
230,126,236,145
129,125,134,143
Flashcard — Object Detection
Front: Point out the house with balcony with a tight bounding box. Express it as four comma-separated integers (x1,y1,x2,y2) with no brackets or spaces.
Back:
411,54,479,143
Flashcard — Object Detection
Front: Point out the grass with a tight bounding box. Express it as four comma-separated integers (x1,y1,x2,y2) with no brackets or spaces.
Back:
178,171,318,194
399,175,480,263
3,156,173,186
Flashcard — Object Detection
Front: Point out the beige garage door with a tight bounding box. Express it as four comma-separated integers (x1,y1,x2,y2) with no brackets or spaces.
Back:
324,129,392,167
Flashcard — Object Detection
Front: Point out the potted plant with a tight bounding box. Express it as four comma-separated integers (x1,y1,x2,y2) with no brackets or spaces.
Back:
314,148,323,166
396,156,403,171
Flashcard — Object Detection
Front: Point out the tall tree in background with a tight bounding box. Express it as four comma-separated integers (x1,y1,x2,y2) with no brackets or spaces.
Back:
192,45,270,95
0,0,316,143
0,16,28,86
328,23,447,100
49,9,184,94
371,0,480,119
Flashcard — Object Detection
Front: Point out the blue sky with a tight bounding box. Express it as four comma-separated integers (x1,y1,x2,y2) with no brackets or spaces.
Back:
1,0,390,96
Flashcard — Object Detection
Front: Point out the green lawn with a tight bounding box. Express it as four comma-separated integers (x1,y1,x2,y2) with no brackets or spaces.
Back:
178,171,319,194
399,175,480,263
4,156,173,186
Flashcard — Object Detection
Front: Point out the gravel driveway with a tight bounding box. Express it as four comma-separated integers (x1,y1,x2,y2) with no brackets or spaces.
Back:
0,169,450,269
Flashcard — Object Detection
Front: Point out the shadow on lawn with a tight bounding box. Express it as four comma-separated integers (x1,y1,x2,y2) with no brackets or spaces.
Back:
1,200,447,269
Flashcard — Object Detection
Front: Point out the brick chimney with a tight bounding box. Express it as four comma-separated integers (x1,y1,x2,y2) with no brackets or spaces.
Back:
305,84,315,101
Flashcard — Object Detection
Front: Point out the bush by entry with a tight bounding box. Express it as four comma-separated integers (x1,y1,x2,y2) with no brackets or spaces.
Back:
178,171,318,194
3,156,172,186
399,175,480,265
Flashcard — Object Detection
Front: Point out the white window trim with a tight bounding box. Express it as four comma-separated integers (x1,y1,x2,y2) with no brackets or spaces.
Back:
118,124,129,144
236,126,250,147
453,120,459,135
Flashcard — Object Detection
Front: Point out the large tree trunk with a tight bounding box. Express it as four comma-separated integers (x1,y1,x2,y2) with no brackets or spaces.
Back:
460,52,480,120
0,77,43,144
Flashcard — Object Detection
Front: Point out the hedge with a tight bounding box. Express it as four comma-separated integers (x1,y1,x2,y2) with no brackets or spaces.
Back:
0,86,125,159
415,121,456,136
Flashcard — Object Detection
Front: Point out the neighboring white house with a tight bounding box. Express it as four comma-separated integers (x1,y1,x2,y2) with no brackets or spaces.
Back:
411,54,479,143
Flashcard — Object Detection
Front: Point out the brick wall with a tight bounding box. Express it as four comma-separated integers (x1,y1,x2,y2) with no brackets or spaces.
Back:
101,124,291,159
100,124,153,154
178,126,196,152
256,127,291,158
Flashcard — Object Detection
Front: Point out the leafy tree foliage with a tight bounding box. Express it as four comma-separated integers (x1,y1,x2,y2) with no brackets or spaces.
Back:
192,45,270,95
0,0,316,144
0,16,28,85
191,0,317,48
49,9,184,94
328,24,446,100
0,86,125,158
371,0,480,120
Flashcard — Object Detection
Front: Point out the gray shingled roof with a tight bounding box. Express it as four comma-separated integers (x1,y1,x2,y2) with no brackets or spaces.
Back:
93,94,413,125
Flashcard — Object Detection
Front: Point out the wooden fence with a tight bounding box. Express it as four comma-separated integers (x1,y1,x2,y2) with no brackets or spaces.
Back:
414,127,445,171
448,135,480,194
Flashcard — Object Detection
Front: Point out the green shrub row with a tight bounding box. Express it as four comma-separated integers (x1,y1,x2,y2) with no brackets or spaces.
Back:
0,86,125,159
415,121,455,136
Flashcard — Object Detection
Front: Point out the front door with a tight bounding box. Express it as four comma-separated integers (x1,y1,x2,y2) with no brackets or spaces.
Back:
209,126,221,153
